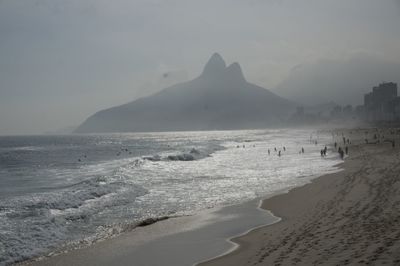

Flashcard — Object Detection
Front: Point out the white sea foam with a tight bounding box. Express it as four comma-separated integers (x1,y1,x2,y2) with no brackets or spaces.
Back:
0,129,341,265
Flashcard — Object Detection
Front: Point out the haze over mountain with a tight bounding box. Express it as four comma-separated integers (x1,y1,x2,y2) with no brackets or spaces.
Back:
1,1,400,135
276,54,400,106
75,54,295,133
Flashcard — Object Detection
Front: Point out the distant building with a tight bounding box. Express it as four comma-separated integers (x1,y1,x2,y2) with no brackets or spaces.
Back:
342,105,353,115
330,105,342,118
364,82,399,122
355,105,365,119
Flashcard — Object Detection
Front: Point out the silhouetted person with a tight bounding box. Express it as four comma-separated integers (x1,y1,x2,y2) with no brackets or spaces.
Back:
320,150,324,157
274,147,277,152
283,146,286,151
334,142,337,149
301,147,304,153
338,147,344,159
345,146,348,155
268,149,270,155
278,150,281,157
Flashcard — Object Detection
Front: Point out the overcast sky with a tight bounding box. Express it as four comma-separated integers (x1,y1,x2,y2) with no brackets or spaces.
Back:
1,0,400,135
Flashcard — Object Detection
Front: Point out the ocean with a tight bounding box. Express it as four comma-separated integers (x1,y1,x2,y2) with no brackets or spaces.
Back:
0,129,341,265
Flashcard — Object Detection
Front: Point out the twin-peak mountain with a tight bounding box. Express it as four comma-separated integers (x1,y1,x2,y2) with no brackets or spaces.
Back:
75,53,295,133
202,53,244,81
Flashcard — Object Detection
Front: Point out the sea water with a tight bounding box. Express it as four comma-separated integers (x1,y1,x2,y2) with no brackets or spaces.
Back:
0,129,340,265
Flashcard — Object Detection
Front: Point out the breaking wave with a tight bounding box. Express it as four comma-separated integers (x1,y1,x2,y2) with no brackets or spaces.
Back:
0,144,223,265
143,147,215,162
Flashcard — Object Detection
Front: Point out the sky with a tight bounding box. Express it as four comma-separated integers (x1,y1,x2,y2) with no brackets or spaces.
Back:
1,0,400,135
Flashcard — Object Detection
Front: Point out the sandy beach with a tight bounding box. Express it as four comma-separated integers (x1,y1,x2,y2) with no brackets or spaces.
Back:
202,128,400,265
21,128,400,266
23,196,278,266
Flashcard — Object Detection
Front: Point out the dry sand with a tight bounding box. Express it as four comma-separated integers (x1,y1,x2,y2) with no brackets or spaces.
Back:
23,128,400,266
201,128,400,265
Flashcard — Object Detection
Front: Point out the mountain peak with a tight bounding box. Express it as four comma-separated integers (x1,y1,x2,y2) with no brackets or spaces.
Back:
202,53,226,76
226,62,245,81
75,53,295,133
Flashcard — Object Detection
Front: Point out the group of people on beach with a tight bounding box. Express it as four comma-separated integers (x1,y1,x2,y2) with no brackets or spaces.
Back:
332,131,350,160
320,146,328,157
333,142,348,160
266,147,287,157
363,129,397,148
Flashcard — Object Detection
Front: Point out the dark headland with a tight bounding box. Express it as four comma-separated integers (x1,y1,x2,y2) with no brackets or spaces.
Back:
75,53,295,133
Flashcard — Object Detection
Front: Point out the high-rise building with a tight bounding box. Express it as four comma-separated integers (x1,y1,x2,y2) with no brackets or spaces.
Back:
364,82,398,121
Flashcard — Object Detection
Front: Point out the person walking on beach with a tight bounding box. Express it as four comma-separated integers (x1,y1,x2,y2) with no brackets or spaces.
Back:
301,147,304,153
268,149,270,155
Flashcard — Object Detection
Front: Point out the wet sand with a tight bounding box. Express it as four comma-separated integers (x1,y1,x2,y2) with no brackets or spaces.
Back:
24,128,400,266
201,129,400,265
24,198,278,266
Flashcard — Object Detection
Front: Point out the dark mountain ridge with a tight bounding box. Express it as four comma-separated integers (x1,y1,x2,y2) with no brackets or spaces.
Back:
75,53,295,133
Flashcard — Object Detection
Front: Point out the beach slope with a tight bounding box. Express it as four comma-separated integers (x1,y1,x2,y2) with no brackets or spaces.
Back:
202,135,400,265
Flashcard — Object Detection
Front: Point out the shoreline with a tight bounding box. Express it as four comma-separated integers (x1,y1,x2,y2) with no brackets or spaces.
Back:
22,172,342,266
18,129,344,266
195,165,344,266
23,197,278,266
198,168,344,266
201,128,400,265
